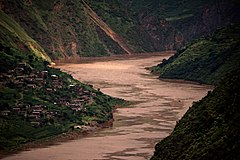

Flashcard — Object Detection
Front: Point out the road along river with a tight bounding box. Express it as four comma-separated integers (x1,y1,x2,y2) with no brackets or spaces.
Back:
3,54,213,160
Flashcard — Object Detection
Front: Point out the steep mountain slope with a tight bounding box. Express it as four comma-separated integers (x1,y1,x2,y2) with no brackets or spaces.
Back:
1,0,126,59
150,23,240,159
89,0,240,52
151,67,240,160
82,0,133,55
1,0,240,60
0,10,51,63
0,9,124,150
151,23,240,85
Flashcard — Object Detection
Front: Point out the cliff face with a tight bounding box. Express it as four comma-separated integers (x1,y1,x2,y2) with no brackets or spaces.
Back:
1,0,239,61
132,0,240,51
175,0,240,42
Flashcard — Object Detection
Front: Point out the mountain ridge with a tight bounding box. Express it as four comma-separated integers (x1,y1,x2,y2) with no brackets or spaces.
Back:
150,23,240,160
151,23,240,85
0,10,51,63
151,67,240,160
1,0,239,61
82,0,133,55
0,3,125,151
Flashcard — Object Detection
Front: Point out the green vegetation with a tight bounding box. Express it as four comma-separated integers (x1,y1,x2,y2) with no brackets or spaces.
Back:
151,67,240,160
2,0,239,58
87,0,170,52
151,23,240,85
88,0,240,52
0,45,124,150
0,8,125,151
1,0,125,58
1,0,240,156
0,10,51,62
151,23,240,159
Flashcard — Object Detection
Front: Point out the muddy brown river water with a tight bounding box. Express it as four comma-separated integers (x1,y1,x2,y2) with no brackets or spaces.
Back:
3,54,213,160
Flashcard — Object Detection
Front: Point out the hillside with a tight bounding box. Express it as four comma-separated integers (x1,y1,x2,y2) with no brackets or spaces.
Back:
1,0,240,155
0,9,124,151
90,0,240,52
151,23,240,85
0,10,51,63
151,67,240,160
150,23,240,159
1,0,240,60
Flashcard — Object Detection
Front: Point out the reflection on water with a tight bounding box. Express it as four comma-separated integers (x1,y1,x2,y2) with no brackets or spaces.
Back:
3,54,212,160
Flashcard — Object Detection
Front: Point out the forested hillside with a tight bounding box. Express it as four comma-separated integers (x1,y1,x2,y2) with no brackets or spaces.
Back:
1,0,239,60
0,7,124,150
151,66,240,160
151,23,240,85
151,23,240,160
1,0,240,156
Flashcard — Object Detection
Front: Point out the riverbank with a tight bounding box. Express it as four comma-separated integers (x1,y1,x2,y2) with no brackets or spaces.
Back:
1,54,212,160
0,113,117,159
147,65,214,87
55,51,175,64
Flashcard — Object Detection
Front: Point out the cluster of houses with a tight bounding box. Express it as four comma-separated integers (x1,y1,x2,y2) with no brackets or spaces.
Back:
0,104,57,126
0,63,97,126
1,63,50,89
57,85,95,112
15,63,63,89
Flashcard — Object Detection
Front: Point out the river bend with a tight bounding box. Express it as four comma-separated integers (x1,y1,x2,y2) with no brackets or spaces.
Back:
3,54,212,160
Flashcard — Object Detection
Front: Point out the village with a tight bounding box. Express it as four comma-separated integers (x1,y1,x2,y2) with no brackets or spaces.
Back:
0,62,97,126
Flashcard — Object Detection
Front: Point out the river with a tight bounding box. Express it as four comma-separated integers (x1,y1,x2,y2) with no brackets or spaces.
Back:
3,54,212,160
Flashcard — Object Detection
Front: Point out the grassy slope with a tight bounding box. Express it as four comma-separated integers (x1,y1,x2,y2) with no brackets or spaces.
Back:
1,0,129,58
151,67,240,160
88,0,171,52
2,0,239,58
151,23,240,159
32,0,110,57
151,23,240,85
0,10,51,62
88,0,227,52
0,10,124,150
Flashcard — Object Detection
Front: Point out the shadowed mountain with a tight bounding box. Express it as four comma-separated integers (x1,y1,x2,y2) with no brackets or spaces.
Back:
1,0,239,61
151,23,240,85
150,23,240,160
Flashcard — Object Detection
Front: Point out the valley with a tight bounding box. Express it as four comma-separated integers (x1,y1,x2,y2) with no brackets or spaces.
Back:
1,0,240,159
2,54,212,160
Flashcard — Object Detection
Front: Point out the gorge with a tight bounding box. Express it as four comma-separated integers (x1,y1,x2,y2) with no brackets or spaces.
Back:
2,54,212,160
1,0,240,159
